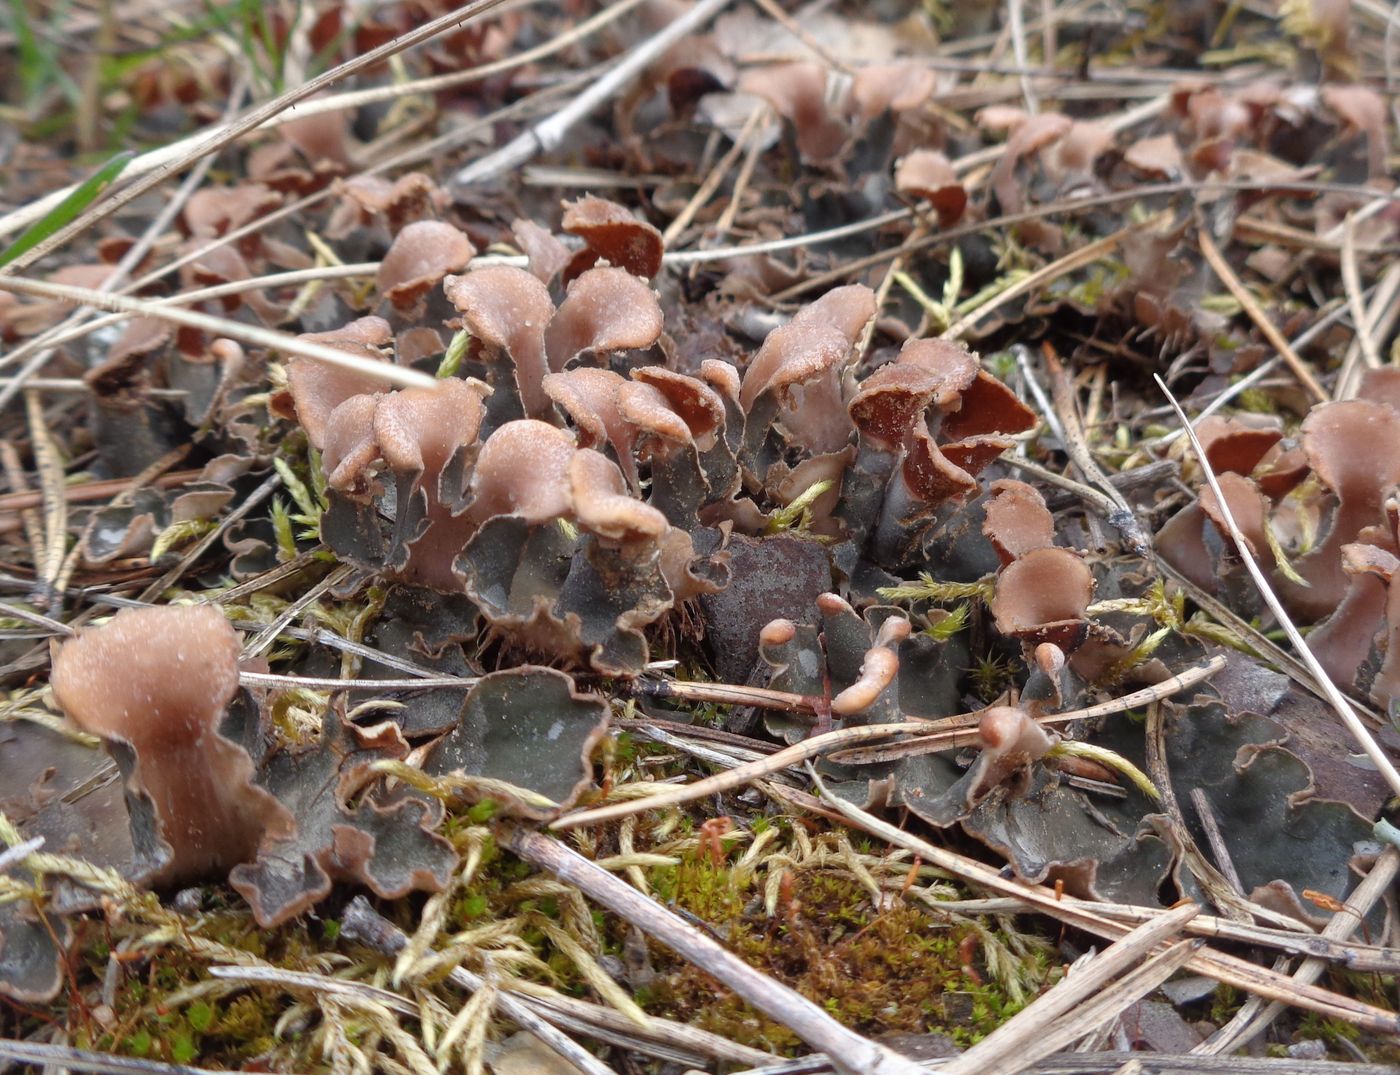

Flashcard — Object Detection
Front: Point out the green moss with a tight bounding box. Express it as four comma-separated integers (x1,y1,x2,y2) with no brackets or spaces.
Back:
637,847,1044,1052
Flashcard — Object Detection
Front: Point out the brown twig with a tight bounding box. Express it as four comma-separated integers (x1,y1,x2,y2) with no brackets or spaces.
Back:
1196,847,1400,1055
631,677,820,714
557,658,1225,826
1195,226,1328,403
1038,341,1152,556
1188,786,1245,897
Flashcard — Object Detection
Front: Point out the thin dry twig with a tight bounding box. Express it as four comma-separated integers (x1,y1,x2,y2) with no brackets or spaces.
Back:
810,777,1400,1034
1196,847,1400,1055
1038,342,1151,556
942,216,1160,342
0,275,435,389
926,894,1400,972
0,1041,231,1075
556,658,1224,826
141,472,282,603
663,103,770,245
775,178,1399,303
451,0,733,187
240,565,354,658
1340,202,1390,375
1337,260,1400,401
0,78,244,411
23,390,68,604
240,909,627,1075
0,0,514,271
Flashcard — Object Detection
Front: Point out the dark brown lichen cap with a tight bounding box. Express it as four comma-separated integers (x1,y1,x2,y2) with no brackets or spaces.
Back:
894,150,967,227
850,61,935,121
848,336,979,451
568,448,669,544
50,605,293,885
468,419,578,524
562,195,665,279
740,285,877,412
1284,400,1400,620
982,479,1055,565
283,317,393,449
739,62,846,162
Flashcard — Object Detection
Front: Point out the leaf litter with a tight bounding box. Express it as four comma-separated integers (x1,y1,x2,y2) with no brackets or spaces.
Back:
2,0,1400,1070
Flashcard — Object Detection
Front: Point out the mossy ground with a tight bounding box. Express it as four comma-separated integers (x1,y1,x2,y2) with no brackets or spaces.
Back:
639,848,1042,1052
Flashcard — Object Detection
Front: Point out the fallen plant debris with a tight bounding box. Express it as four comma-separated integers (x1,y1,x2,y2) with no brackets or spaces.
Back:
2,0,1400,1071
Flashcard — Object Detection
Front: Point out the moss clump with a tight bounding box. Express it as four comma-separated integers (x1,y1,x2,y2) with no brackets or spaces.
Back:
639,844,1045,1052
70,913,313,1068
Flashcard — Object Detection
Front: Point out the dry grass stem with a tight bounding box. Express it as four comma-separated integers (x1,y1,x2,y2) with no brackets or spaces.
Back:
940,905,1201,1075
451,0,734,187
0,275,436,389
810,776,1400,1034
1196,226,1328,402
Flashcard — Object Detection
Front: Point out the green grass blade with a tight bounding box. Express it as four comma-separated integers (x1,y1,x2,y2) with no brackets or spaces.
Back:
0,150,135,270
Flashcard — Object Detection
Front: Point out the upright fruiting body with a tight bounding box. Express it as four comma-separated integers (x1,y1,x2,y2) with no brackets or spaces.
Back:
50,605,292,885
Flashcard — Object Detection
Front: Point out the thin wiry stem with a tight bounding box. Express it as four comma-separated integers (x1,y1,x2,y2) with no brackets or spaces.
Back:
554,658,1226,829
1196,226,1328,403
0,275,436,389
